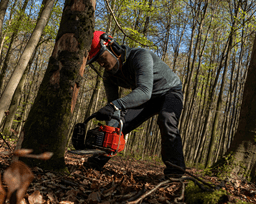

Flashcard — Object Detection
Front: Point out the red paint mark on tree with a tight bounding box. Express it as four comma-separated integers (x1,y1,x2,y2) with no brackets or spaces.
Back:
71,56,88,113
71,0,86,11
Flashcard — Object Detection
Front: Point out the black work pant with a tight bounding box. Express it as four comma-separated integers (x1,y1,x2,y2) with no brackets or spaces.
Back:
92,88,185,175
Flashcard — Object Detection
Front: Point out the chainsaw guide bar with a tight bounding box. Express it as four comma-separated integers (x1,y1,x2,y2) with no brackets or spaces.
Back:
68,149,107,155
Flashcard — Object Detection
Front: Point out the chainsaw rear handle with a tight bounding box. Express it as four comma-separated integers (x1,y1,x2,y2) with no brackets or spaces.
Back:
83,113,123,131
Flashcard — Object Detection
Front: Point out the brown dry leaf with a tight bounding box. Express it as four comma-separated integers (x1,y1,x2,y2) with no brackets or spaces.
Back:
28,190,44,204
26,152,53,160
46,192,57,203
13,149,33,157
64,189,78,203
37,152,54,160
87,191,101,204
148,198,159,204
20,198,28,204
0,174,6,204
3,161,34,204
59,201,74,204
45,172,56,178
157,195,167,203
91,181,99,190
130,172,136,184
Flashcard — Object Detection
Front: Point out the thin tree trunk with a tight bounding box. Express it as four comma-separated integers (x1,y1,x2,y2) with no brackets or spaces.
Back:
2,47,38,137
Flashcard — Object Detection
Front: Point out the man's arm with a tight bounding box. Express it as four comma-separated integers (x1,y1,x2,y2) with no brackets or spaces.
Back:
112,49,154,110
103,72,119,103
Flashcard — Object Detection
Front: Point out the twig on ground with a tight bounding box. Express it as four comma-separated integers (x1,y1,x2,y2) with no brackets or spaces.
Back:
174,180,185,203
166,161,217,190
45,182,70,190
127,180,170,204
126,184,146,202
73,172,108,184
61,179,80,187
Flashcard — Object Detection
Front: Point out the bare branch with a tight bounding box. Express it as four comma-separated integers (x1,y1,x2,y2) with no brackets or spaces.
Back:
104,0,156,48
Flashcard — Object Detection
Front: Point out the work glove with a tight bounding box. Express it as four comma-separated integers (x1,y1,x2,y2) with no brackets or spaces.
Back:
96,103,116,121
106,109,120,127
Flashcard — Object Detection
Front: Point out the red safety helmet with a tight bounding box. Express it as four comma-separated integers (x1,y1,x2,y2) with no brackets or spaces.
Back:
87,31,111,64
87,31,124,65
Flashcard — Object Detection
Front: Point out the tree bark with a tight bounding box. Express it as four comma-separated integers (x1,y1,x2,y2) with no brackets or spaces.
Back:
21,0,96,170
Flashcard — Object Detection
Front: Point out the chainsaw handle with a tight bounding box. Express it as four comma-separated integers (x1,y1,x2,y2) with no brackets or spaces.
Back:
83,113,122,126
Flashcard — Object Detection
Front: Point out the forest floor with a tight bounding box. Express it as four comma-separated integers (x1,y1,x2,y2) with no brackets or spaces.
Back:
1,139,256,204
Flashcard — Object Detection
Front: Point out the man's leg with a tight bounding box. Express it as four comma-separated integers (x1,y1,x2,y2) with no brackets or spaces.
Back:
157,89,186,177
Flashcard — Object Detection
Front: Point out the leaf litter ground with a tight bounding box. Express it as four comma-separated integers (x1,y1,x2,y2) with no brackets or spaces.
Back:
1,140,256,204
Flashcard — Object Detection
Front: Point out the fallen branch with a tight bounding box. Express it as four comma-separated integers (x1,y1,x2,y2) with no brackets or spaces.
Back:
125,184,146,202
127,180,170,204
73,173,108,184
166,161,217,190
174,180,185,203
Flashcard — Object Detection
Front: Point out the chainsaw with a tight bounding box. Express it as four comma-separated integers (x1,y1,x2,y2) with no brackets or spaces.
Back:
69,113,125,157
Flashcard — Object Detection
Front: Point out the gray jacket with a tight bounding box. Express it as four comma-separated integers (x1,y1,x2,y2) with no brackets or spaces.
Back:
103,45,182,110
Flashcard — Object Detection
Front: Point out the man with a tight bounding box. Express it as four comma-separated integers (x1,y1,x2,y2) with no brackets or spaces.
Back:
86,30,185,178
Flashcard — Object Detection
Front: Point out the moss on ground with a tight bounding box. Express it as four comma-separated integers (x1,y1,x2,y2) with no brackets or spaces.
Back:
185,181,228,204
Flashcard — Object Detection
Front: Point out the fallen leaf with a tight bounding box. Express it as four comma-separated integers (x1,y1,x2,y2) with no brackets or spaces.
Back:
45,172,56,178
0,174,6,204
87,191,101,204
25,152,53,160
20,198,27,204
46,192,57,203
3,161,34,204
91,181,99,190
13,149,33,157
28,190,43,204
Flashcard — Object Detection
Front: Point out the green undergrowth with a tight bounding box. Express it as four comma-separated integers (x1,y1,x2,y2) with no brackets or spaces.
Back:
117,152,163,164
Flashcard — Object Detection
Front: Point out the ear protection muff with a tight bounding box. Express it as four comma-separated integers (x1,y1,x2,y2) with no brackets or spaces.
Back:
100,33,124,57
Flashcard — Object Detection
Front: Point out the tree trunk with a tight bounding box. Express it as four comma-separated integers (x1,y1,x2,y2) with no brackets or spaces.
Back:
21,0,95,170
0,0,55,123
